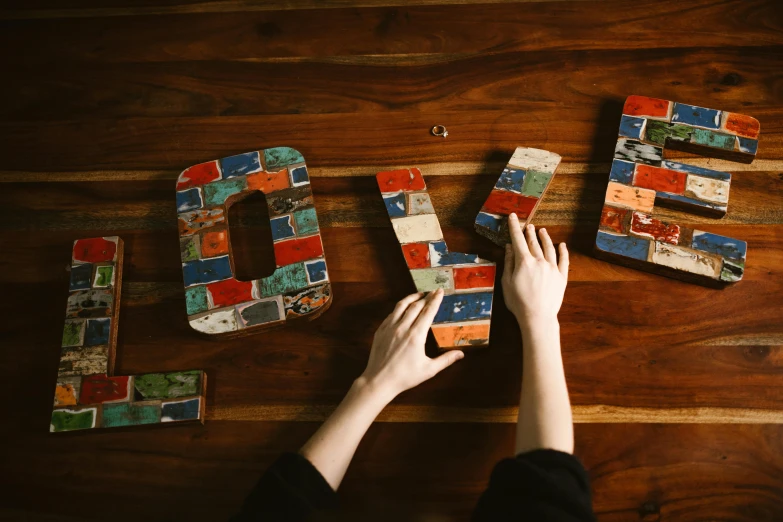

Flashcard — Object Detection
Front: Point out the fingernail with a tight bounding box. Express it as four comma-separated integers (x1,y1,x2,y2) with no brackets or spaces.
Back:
540,227,546,234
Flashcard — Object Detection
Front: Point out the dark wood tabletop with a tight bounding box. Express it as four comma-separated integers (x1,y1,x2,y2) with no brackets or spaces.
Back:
1,1,782,520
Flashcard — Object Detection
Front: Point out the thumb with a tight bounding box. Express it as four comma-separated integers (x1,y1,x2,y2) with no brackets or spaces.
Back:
430,349,465,375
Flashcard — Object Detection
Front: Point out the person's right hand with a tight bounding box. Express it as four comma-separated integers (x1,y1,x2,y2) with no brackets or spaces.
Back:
502,213,569,327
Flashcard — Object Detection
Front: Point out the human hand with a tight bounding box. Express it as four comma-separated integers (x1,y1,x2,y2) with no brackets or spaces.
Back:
359,289,465,400
502,213,569,328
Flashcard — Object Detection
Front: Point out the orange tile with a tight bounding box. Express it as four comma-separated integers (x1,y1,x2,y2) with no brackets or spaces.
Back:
54,383,78,407
247,168,290,193
723,112,760,139
201,229,229,257
431,322,490,348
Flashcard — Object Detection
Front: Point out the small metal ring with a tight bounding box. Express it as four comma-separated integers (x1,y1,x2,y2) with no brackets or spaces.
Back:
431,125,448,138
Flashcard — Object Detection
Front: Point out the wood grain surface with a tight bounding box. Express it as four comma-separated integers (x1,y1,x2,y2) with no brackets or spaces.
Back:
1,0,782,520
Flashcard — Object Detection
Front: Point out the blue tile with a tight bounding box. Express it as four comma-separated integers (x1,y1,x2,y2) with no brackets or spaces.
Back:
161,398,200,422
382,192,407,217
176,188,203,212
738,137,758,155
219,151,261,179
270,215,296,241
429,241,479,266
661,160,731,181
290,166,309,186
475,212,503,233
691,231,747,261
433,292,493,323
671,103,721,129
609,159,635,184
595,231,650,261
305,259,328,283
182,256,233,287
84,317,111,346
70,263,93,291
618,115,646,140
494,168,526,193
656,192,726,212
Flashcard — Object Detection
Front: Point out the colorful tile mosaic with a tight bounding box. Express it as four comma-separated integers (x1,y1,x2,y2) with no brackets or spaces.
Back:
475,148,561,246
594,95,757,285
51,237,207,432
177,148,331,337
377,168,496,349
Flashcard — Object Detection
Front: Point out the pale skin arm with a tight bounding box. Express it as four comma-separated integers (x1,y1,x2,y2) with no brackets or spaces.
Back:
299,288,464,490
503,212,573,455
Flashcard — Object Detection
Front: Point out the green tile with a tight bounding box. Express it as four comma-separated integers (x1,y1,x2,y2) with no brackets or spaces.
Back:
520,170,553,198
185,286,209,315
692,128,735,150
180,236,200,262
264,147,305,171
134,370,202,400
62,320,84,347
203,177,247,207
51,408,96,432
102,402,161,427
644,120,693,145
94,266,114,287
293,207,319,235
410,268,453,292
259,262,308,297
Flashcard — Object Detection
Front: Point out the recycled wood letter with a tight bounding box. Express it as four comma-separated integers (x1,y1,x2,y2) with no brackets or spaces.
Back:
475,147,561,246
176,148,332,338
52,237,207,432
595,95,759,285
377,168,496,349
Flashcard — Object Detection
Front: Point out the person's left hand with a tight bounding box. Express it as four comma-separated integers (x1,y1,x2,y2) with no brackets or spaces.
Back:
359,289,465,399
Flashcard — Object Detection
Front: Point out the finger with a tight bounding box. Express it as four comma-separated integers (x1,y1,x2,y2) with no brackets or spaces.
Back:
412,288,444,332
398,292,430,329
390,292,424,324
558,242,570,279
526,224,544,259
503,244,514,281
508,213,531,260
539,228,557,265
429,349,465,376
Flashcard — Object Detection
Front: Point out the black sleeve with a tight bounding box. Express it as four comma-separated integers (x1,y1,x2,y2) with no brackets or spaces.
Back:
472,449,595,522
230,452,338,522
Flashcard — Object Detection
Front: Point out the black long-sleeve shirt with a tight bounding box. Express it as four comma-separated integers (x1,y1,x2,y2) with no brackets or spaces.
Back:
231,450,595,521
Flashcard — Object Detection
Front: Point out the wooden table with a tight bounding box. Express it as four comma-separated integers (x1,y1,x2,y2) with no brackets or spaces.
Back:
2,1,782,520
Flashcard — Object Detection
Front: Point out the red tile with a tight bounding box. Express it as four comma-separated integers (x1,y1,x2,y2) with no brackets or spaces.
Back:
207,279,254,307
274,235,324,266
633,164,686,194
600,205,630,234
73,237,117,263
481,190,537,217
724,112,760,139
631,212,680,245
401,243,430,269
79,374,130,404
376,168,426,193
623,95,670,118
453,265,496,290
177,161,221,190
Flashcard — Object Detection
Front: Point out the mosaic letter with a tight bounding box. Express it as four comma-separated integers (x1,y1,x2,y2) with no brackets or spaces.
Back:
176,149,332,338
594,95,757,285
377,168,495,349
475,148,561,246
51,237,207,432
